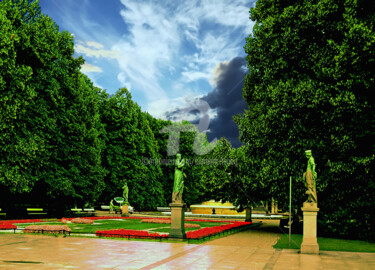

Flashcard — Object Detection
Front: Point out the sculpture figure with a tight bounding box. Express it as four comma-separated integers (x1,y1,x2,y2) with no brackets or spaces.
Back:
122,182,129,206
303,150,317,203
172,154,185,203
110,199,114,214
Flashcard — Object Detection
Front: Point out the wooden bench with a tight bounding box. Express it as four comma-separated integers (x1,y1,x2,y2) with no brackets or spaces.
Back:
27,208,48,216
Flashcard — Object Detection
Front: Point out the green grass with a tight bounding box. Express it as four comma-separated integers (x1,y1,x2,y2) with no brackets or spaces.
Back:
274,234,375,252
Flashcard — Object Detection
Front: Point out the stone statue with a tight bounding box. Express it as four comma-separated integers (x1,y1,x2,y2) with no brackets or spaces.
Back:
172,154,185,203
110,199,114,213
122,182,129,206
303,150,317,203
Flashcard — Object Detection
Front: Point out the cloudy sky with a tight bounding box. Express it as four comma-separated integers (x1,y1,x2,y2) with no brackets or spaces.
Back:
39,0,256,148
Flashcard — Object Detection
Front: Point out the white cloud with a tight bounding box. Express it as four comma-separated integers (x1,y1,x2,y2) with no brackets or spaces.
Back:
117,72,132,90
75,43,120,59
86,41,104,49
113,0,254,116
80,63,103,73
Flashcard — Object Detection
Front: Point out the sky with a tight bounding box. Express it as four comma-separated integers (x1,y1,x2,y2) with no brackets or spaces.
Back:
38,0,257,148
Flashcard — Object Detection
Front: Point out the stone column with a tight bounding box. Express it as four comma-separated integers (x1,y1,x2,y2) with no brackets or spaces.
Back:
121,205,129,216
169,202,186,239
301,202,319,254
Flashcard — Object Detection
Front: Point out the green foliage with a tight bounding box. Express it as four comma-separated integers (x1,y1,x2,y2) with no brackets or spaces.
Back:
201,138,268,211
98,88,166,210
236,0,375,239
0,0,105,215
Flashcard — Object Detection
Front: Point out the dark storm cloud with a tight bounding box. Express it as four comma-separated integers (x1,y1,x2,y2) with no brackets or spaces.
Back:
202,57,248,148
164,57,248,148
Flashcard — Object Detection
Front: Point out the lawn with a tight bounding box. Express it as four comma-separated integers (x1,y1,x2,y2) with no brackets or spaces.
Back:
274,234,375,253
13,218,228,235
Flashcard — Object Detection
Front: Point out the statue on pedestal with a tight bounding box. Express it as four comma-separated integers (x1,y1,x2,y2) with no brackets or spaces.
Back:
122,182,129,206
172,154,185,203
303,150,317,203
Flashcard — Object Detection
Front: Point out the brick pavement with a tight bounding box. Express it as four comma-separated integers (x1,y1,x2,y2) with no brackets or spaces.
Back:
0,219,374,269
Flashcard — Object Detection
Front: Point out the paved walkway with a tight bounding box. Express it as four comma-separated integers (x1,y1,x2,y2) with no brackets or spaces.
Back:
0,220,374,269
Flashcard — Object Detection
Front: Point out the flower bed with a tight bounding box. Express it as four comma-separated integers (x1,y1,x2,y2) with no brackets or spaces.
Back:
0,217,250,242
141,218,171,224
186,221,252,240
24,225,71,234
61,218,94,224
0,219,42,224
0,219,45,231
184,223,200,228
96,229,167,240
0,223,17,230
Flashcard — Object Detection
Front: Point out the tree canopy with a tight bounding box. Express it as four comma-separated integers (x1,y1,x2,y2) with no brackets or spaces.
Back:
0,0,106,216
235,0,375,239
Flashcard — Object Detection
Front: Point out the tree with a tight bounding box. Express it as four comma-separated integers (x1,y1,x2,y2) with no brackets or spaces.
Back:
0,0,106,216
201,138,268,213
235,0,375,239
98,88,166,210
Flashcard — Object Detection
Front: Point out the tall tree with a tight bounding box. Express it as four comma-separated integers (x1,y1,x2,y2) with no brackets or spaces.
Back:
235,0,375,239
201,138,268,211
0,0,105,215
98,88,166,210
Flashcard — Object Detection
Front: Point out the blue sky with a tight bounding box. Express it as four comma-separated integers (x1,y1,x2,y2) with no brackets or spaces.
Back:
39,0,256,147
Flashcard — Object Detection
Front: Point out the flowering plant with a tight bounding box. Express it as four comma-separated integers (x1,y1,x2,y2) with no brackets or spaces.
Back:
141,218,171,224
24,225,71,234
186,222,251,239
0,223,17,230
70,218,94,224
96,229,167,239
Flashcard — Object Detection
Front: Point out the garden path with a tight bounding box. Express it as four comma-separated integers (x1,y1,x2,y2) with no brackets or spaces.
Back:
0,219,374,269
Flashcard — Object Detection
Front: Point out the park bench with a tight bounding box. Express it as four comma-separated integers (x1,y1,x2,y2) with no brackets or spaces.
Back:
27,208,48,216
70,207,96,216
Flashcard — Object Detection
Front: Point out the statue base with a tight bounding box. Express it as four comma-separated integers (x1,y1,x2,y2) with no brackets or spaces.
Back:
121,205,129,216
301,202,319,254
169,202,186,239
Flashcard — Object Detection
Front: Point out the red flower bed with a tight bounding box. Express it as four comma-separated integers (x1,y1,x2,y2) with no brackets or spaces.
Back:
0,219,42,224
186,221,251,239
0,223,17,230
96,229,168,239
0,219,46,230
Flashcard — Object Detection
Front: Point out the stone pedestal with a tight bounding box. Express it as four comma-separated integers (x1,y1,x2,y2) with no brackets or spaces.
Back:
169,202,186,239
301,202,319,254
121,205,129,216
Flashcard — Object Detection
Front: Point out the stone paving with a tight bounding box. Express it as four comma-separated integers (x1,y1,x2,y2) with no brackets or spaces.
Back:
0,220,374,269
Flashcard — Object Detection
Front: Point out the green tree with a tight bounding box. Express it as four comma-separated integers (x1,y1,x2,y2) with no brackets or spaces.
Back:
236,0,375,239
98,88,166,210
201,139,268,212
0,0,105,216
